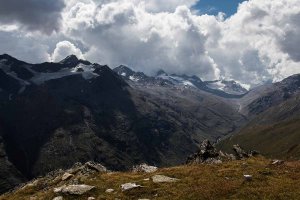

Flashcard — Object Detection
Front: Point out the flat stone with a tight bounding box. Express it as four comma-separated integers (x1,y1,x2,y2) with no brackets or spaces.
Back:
121,183,142,191
106,188,114,193
244,175,252,181
152,175,179,183
52,196,63,200
88,197,96,200
54,184,95,195
271,160,284,165
61,173,73,181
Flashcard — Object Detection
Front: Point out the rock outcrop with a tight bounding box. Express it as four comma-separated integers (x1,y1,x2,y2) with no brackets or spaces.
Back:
233,145,259,160
54,184,95,195
132,164,158,173
186,140,259,164
186,140,222,164
65,161,107,177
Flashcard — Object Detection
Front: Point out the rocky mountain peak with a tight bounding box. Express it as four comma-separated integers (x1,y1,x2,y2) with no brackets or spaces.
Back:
59,55,79,65
113,65,135,77
156,69,167,76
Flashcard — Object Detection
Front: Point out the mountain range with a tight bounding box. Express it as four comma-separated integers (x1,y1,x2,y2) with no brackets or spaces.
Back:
0,54,299,194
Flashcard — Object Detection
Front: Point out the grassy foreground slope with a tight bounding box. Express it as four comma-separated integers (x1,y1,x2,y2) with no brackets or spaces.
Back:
1,158,300,200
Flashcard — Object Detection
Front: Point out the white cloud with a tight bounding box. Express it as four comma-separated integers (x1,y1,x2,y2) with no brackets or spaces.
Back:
51,41,84,62
1,0,300,86
0,29,51,63
209,0,300,84
62,1,220,80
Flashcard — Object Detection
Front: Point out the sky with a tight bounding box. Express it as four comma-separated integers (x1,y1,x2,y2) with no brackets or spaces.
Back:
0,0,300,87
193,0,246,16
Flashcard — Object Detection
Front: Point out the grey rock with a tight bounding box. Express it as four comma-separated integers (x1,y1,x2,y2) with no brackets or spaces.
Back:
54,184,95,195
52,196,63,200
271,160,285,165
133,164,158,173
106,188,114,193
233,145,260,159
152,175,179,183
186,140,220,164
85,161,107,172
244,175,253,181
121,183,142,191
233,145,250,159
61,173,73,181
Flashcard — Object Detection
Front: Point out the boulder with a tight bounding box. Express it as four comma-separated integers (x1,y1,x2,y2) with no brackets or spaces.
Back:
219,151,236,161
121,183,142,191
271,160,284,165
132,164,158,173
186,140,220,164
52,196,63,200
61,173,73,181
233,145,249,159
105,188,114,193
54,184,95,195
85,161,107,172
244,175,253,181
66,161,107,176
233,145,260,159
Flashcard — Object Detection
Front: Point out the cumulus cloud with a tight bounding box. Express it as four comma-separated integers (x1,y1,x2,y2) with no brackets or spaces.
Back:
0,0,65,34
211,0,300,84
51,41,84,62
0,30,51,63
1,0,300,86
62,0,220,80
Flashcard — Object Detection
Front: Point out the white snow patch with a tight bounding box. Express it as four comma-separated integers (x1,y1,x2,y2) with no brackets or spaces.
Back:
207,81,226,91
71,64,99,80
129,76,139,82
31,64,99,84
182,80,195,87
158,74,195,87
121,72,126,76
238,82,250,91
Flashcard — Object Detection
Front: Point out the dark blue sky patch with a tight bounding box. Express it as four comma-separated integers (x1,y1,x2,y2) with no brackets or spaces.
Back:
193,0,247,17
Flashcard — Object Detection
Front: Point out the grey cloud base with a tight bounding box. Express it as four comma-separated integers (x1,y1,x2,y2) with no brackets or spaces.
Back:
0,0,65,33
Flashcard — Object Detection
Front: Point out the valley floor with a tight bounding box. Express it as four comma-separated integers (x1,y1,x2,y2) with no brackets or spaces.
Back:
1,157,300,200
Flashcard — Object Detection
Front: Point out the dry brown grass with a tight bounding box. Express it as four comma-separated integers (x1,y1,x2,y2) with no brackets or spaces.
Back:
1,157,300,200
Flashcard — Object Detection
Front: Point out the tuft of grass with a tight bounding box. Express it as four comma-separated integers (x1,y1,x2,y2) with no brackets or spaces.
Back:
1,157,300,200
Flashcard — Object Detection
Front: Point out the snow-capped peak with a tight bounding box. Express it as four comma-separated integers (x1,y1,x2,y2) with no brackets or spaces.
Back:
205,79,248,95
